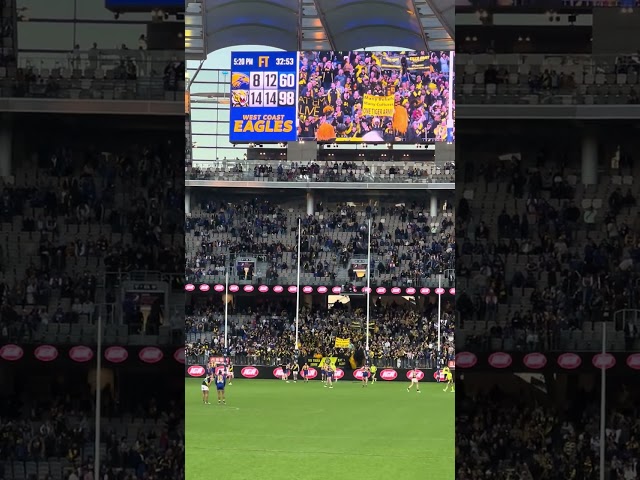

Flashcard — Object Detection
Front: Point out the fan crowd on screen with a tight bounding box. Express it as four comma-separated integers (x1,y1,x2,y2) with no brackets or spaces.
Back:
297,51,453,143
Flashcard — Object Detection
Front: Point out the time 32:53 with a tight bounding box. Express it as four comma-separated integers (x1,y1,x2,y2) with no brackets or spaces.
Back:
276,57,295,66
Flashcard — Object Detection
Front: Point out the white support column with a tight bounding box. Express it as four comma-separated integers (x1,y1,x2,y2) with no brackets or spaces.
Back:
306,191,314,216
430,195,438,218
185,188,192,215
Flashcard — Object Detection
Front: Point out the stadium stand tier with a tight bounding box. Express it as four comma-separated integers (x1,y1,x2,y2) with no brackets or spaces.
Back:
0,51,184,100
457,128,640,352
186,161,454,184
457,54,640,105
0,375,184,480
185,191,455,289
0,116,184,345
456,376,640,480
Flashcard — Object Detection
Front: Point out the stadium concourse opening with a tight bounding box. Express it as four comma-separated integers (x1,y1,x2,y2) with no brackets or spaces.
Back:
186,2,455,478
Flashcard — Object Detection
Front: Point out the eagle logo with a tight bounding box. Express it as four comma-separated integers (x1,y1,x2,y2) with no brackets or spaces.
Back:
231,73,250,89
231,90,249,107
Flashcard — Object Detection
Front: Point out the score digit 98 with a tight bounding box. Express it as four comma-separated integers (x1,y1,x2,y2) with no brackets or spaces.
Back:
277,91,295,106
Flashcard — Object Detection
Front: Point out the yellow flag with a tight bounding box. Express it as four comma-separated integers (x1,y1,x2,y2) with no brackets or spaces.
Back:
334,337,350,348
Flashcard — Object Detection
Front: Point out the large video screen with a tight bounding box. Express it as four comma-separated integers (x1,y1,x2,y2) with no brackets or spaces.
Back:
229,50,454,144
298,51,453,143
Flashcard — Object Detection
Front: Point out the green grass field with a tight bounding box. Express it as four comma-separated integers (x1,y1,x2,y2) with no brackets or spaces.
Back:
185,378,454,480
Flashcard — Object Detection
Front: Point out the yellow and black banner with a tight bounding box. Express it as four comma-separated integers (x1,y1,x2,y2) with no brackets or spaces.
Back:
375,52,433,72
334,338,351,348
361,94,394,117
306,356,346,368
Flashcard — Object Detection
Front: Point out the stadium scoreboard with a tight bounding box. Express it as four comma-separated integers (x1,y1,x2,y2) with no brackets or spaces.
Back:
230,52,298,143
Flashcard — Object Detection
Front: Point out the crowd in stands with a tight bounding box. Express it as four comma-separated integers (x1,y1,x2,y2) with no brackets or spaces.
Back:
186,162,453,183
4,49,184,99
457,54,640,104
447,114,640,480
0,134,184,342
185,197,455,288
190,150,452,164
457,383,640,480
457,142,640,351
0,384,184,480
0,272,100,342
185,298,455,368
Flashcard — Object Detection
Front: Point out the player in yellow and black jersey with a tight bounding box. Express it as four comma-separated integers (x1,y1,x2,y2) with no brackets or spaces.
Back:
442,366,454,392
227,361,234,385
292,362,300,383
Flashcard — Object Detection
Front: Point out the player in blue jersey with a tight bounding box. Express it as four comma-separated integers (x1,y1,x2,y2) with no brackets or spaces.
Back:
325,364,335,389
302,363,310,382
214,370,227,404
324,359,333,383
361,365,370,387
281,363,291,383
206,359,215,378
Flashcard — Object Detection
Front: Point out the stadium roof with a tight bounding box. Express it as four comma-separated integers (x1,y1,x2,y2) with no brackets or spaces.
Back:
186,0,454,60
